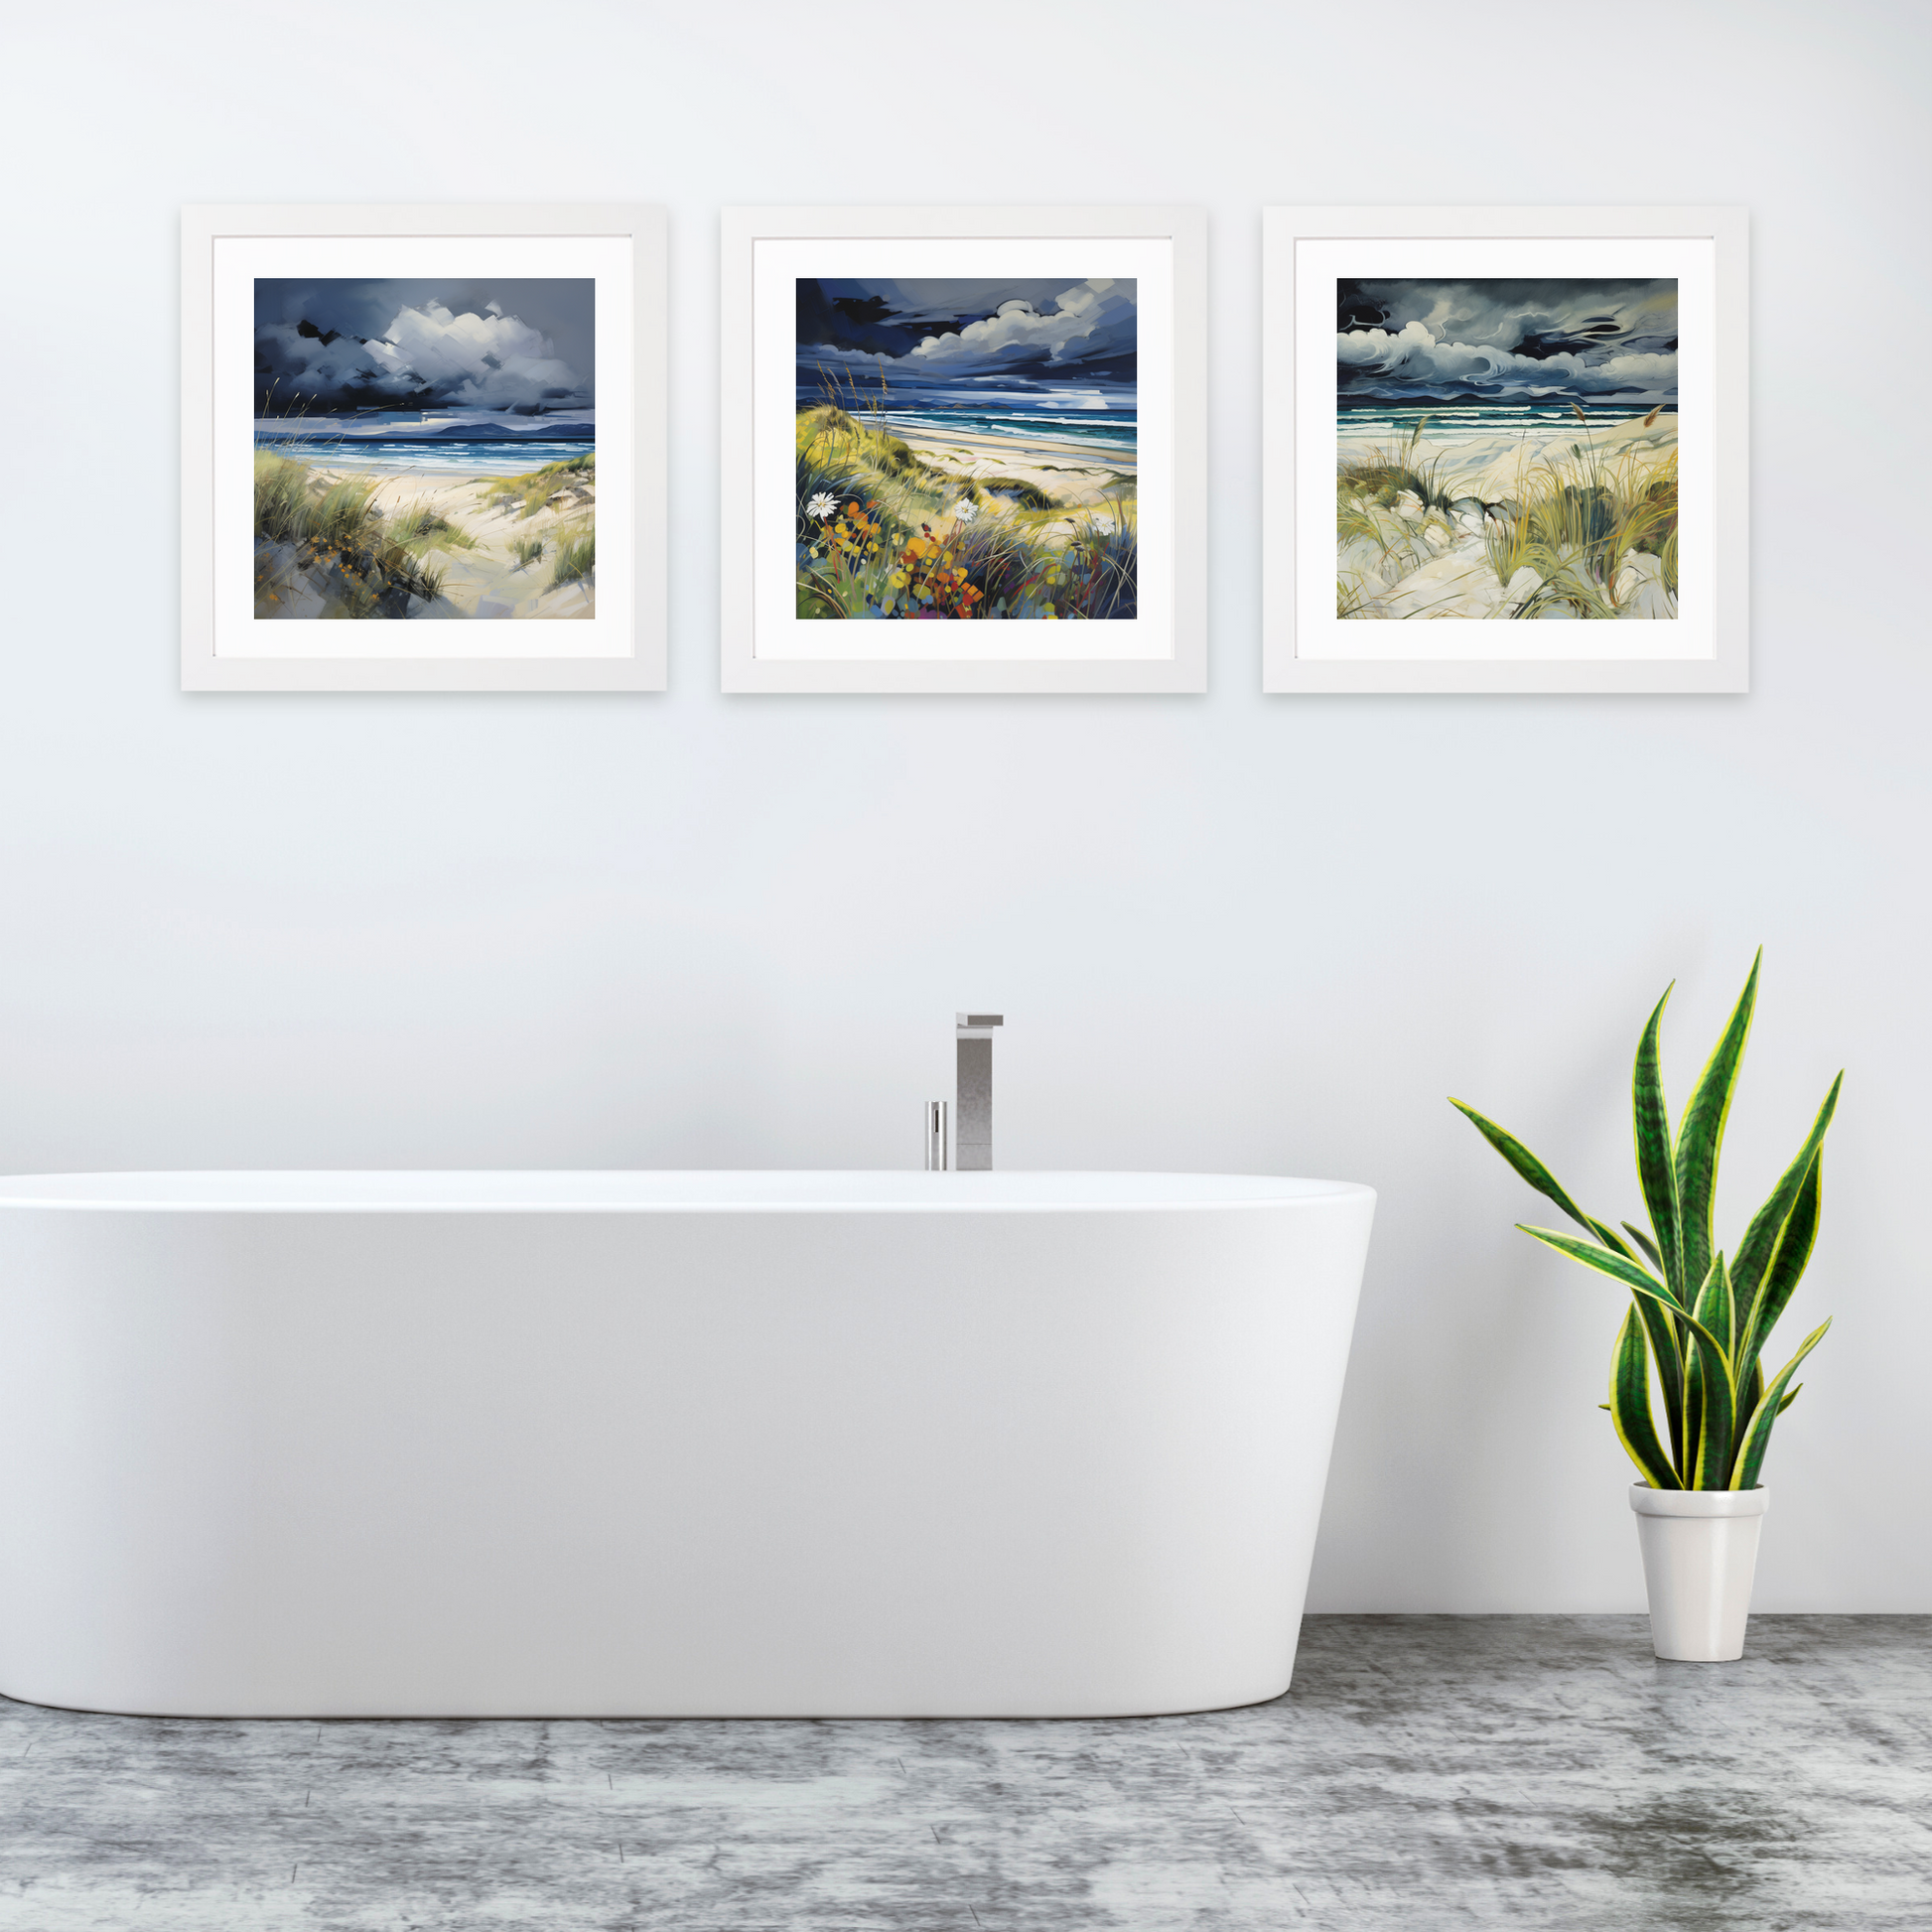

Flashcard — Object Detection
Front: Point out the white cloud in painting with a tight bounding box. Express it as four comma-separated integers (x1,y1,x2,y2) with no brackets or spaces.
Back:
1592,351,1677,385
907,279,1137,370
363,301,583,406
1337,320,1677,398
258,302,586,408
256,323,407,399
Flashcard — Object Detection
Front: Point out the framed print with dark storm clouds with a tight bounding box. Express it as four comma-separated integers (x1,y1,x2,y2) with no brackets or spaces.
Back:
1262,206,1747,695
182,204,666,692
721,206,1206,694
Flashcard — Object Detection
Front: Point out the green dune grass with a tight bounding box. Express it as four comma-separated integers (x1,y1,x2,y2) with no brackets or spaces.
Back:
1336,420,1678,621
253,454,447,618
793,403,1136,621
486,453,596,521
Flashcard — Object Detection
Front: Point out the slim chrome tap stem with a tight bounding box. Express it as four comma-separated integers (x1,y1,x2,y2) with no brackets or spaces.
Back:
924,1101,949,1173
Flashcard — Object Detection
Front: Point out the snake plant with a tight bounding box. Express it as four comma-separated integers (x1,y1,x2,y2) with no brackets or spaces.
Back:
1451,951,1839,1490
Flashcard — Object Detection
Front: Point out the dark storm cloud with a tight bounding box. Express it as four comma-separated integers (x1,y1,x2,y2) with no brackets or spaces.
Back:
797,278,1138,391
1335,278,1677,406
254,279,595,414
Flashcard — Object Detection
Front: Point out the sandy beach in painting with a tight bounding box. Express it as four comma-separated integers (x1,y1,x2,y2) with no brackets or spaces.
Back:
1338,409,1675,501
883,423,1136,509
1334,275,1680,621
1336,411,1679,622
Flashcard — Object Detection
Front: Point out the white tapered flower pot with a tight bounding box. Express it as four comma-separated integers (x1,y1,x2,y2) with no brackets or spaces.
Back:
1629,1484,1768,1661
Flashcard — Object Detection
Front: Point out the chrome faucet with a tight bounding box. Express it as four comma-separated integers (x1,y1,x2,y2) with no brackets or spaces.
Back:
954,1013,1003,1171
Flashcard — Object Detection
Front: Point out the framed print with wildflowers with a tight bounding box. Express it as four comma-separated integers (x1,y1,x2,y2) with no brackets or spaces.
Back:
182,203,667,692
721,206,1205,694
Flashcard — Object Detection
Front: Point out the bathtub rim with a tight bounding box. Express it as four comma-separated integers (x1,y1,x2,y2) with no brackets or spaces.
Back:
0,1170,1376,1215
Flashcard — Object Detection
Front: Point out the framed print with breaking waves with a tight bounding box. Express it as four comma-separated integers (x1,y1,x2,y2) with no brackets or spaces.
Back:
182,204,666,692
721,206,1206,694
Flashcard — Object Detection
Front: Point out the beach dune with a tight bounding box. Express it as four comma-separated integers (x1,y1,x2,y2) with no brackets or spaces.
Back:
1339,411,1678,505
255,461,595,621
1336,412,1679,621
889,424,1135,508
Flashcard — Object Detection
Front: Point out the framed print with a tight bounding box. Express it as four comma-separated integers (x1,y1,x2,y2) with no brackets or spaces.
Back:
182,204,666,692
721,206,1205,694
1262,206,1747,694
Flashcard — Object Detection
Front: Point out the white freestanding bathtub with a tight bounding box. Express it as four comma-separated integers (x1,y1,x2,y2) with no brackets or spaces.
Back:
0,1171,1374,1720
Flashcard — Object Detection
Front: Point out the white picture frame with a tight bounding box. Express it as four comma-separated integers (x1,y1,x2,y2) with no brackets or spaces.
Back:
1262,206,1748,695
721,206,1206,694
182,204,667,693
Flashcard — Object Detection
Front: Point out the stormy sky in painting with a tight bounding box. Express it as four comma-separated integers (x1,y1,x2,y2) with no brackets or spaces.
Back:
1336,279,1677,408
255,279,595,415
796,278,1137,401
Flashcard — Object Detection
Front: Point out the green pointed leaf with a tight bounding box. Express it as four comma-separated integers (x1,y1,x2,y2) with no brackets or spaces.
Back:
1674,950,1761,1300
1610,1304,1680,1488
1736,1156,1823,1410
1627,1286,1687,1478
1730,1320,1831,1489
1520,1225,1741,1488
1686,1256,1738,1485
1677,1252,1723,1475
1692,1253,1737,1360
1632,984,1683,1298
1687,1340,1736,1489
1682,1256,1724,1475
1515,1224,1684,1311
1734,1076,1839,1289
1776,1383,1802,1416
1683,1346,1704,1484
1522,1228,1738,1483
1622,1221,1664,1273
1450,1099,1602,1239
1587,1217,1641,1263
1735,1098,1835,1380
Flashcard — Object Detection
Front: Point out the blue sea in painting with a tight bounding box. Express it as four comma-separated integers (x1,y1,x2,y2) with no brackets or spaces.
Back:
255,438,592,477
1337,401,1669,445
796,277,1139,464
255,409,595,476
861,402,1138,457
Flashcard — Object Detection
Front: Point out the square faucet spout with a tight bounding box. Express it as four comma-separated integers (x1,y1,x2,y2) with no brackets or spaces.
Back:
954,1014,1002,1171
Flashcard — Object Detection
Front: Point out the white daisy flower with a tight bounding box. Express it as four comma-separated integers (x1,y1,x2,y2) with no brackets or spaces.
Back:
953,499,978,521
806,492,839,520
1092,516,1115,535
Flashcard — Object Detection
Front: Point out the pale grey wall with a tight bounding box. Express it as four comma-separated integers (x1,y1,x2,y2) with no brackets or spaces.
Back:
4,0,1925,1610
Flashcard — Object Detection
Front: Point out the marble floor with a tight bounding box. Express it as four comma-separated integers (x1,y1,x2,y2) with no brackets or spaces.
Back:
0,1616,1926,1930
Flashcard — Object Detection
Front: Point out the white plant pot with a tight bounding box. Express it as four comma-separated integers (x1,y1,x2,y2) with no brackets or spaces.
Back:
1629,1483,1769,1661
